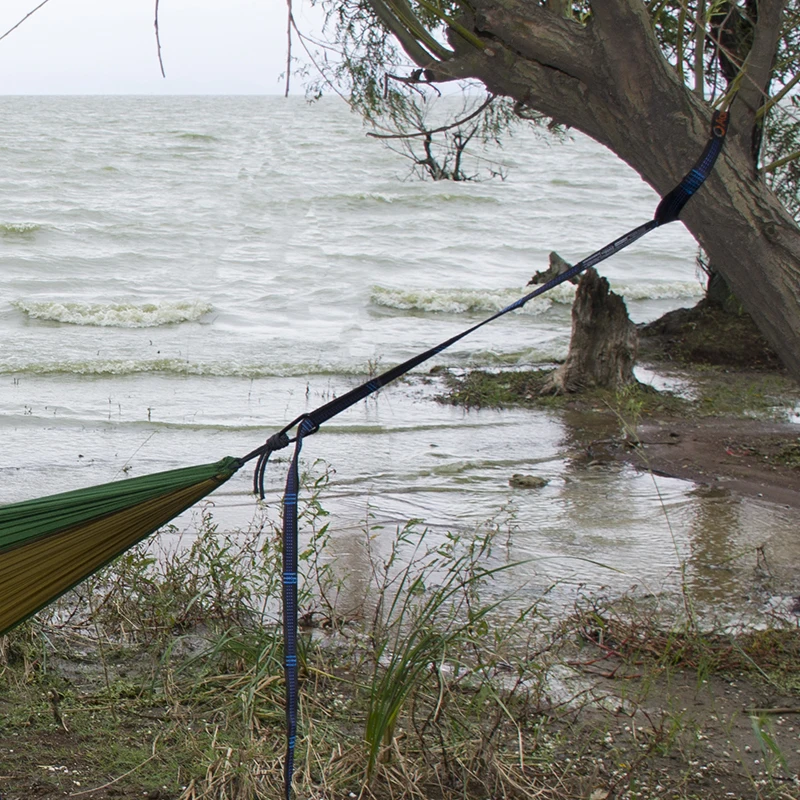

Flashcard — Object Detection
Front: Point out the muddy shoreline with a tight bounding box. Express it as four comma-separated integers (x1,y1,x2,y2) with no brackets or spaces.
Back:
615,415,800,508
627,303,800,507
444,300,800,508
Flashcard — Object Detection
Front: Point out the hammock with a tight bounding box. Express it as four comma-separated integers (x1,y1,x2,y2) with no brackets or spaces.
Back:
0,457,241,636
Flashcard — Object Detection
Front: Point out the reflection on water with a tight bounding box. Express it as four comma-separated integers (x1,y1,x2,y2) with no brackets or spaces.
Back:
685,488,745,608
254,389,800,627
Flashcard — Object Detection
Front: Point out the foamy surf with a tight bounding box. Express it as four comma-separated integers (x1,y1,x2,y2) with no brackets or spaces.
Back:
12,300,213,327
0,357,382,378
370,286,561,315
1,223,40,236
370,280,701,316
610,280,703,300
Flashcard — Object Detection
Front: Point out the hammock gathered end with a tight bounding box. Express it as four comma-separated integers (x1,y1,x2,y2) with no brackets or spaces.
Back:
0,457,241,637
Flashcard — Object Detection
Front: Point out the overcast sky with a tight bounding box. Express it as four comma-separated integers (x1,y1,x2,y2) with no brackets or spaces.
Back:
0,0,319,94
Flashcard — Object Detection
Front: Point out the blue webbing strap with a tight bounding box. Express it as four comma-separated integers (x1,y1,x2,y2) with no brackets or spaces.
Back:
240,109,728,800
655,110,728,224
281,421,309,800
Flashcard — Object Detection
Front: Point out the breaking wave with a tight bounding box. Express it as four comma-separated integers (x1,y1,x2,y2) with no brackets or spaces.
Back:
370,286,561,315
610,281,703,300
1,223,40,236
13,300,213,327
0,358,377,378
371,280,701,315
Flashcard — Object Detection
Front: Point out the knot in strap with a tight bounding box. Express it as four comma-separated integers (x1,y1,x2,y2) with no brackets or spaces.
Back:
265,430,291,452
251,430,292,499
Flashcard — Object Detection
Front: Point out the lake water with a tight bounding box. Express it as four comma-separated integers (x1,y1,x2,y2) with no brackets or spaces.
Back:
1,95,797,622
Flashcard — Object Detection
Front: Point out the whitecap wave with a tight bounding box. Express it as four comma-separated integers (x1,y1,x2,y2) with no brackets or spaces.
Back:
370,286,563,315
0,358,376,378
371,279,702,316
13,299,213,327
462,347,569,366
608,281,703,300
1,222,40,236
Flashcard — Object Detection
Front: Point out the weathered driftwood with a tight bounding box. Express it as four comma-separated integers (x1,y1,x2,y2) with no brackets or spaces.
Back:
542,267,638,394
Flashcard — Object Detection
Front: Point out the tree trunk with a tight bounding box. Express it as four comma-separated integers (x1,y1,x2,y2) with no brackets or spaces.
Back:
543,268,638,394
705,268,741,314
371,0,800,382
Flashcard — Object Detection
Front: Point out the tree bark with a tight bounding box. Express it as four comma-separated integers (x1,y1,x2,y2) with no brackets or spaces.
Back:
542,268,638,394
371,0,800,382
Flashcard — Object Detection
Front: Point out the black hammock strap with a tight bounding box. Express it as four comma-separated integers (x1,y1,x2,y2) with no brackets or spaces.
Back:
239,109,729,800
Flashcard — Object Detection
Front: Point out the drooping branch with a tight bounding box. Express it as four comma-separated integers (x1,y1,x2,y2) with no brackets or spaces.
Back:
154,0,166,78
367,95,495,139
0,0,53,43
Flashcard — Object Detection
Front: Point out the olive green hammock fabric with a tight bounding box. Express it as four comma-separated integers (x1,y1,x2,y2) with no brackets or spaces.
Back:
0,456,241,637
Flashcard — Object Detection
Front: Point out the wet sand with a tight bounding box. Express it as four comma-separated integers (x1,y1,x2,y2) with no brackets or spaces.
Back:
619,417,800,509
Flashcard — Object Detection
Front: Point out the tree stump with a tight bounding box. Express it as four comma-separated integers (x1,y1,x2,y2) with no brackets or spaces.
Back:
542,267,638,394
528,251,579,286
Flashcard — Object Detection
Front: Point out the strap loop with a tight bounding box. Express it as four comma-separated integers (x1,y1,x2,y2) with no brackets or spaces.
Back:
654,110,728,225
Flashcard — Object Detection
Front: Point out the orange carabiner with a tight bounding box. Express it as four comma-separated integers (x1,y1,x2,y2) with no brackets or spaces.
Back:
713,110,729,138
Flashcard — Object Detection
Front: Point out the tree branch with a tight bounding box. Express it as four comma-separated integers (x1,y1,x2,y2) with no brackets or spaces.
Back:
391,0,453,57
475,0,597,85
0,0,52,44
758,71,800,120
589,0,656,44
366,0,445,67
154,0,166,78
693,0,706,98
458,38,607,139
762,148,800,174
285,0,293,97
367,95,495,139
730,0,787,139
416,0,488,51
582,0,681,112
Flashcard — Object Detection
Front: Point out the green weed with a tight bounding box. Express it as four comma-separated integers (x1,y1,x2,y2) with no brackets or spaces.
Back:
1,461,798,800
